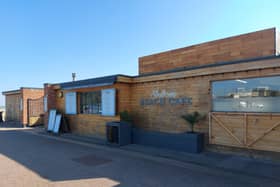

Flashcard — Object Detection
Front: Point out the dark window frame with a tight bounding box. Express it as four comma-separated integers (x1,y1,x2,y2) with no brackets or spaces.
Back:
211,75,280,113
79,91,102,114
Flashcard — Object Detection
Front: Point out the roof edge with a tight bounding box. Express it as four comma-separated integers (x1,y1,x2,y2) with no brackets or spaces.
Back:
137,55,280,78
54,74,133,86
2,89,21,95
20,87,43,90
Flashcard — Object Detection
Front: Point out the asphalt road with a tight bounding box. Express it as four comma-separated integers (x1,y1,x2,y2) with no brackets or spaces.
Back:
0,127,279,187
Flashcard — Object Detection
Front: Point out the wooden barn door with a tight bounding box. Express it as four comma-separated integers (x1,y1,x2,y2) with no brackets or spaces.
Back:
209,112,280,152
27,97,44,126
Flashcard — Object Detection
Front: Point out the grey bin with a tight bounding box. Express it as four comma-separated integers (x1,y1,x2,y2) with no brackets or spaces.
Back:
106,121,132,146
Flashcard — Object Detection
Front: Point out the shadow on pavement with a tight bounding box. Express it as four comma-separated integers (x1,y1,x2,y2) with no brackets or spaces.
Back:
0,121,24,128
0,126,123,186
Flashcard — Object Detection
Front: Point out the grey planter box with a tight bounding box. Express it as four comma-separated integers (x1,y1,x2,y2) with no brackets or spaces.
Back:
106,121,132,146
132,128,204,153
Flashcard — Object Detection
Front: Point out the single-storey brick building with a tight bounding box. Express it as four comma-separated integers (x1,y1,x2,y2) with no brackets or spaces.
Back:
2,87,44,126
44,28,280,153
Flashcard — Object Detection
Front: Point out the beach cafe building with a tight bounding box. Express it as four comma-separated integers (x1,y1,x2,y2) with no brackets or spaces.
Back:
44,28,280,153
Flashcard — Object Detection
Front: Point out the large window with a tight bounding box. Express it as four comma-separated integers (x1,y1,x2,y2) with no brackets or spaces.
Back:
80,91,101,114
212,76,280,112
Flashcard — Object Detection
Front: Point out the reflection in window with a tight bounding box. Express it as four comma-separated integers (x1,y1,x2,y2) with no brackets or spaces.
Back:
212,76,280,112
80,91,101,114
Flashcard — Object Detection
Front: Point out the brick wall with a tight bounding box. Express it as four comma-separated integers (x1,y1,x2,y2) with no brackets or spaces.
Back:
131,78,210,134
21,88,44,125
48,83,131,137
139,28,277,75
276,30,280,55
131,59,280,143
43,84,57,128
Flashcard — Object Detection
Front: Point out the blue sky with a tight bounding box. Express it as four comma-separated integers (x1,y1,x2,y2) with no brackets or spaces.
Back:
0,0,280,106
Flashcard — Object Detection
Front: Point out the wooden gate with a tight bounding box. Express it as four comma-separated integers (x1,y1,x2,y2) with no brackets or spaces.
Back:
28,97,44,126
209,112,280,152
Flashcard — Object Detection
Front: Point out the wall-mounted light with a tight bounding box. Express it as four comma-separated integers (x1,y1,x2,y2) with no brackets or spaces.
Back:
57,91,63,98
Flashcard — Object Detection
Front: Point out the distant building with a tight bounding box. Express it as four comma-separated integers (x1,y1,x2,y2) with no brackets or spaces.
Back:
2,87,44,126
252,87,271,97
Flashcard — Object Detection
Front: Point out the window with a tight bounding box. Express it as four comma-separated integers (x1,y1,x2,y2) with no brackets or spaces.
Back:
80,91,101,114
212,76,280,112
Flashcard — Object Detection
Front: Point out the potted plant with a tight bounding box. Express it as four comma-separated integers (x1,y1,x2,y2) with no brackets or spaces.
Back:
181,111,205,153
181,111,205,133
119,110,133,125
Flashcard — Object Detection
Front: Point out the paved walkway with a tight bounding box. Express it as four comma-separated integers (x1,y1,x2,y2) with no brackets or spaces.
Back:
0,124,280,186
37,127,280,181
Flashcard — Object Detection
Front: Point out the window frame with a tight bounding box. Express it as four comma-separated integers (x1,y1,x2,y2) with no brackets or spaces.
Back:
79,90,102,115
210,75,280,113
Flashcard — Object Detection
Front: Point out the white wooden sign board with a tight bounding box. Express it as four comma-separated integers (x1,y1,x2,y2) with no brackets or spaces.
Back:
101,88,116,116
47,109,56,131
53,114,62,134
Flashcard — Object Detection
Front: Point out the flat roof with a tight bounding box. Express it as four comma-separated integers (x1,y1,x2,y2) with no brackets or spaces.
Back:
50,55,280,89
2,89,21,95
2,87,43,96
20,87,43,90
59,74,131,90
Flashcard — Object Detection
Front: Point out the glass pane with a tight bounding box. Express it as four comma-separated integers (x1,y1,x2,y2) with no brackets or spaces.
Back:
79,91,101,114
212,76,280,112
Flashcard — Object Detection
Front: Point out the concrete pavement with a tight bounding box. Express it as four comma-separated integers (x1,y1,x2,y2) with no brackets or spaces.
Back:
0,126,279,186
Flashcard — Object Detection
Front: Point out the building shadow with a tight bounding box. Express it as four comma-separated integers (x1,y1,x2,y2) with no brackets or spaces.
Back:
0,121,24,128
0,127,127,186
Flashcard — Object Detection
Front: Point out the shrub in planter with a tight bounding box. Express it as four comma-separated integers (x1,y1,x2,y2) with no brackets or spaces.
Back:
119,110,133,124
181,111,205,133
181,111,206,153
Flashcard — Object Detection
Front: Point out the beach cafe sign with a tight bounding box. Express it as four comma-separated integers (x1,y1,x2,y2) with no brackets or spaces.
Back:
140,89,192,106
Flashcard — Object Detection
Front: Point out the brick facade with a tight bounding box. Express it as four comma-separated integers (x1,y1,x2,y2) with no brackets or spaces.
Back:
276,30,280,55
44,83,132,137
139,28,277,75
45,57,280,140
3,88,44,125
43,28,280,151
131,60,280,142
21,88,44,125
5,93,21,121
43,84,57,128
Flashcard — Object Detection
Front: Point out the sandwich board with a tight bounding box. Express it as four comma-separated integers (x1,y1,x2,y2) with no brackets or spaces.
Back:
47,109,56,131
53,114,62,134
